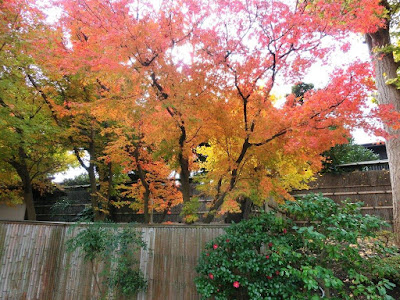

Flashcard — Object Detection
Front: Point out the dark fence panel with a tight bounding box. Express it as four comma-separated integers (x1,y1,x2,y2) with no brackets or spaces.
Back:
36,170,394,223
291,170,393,222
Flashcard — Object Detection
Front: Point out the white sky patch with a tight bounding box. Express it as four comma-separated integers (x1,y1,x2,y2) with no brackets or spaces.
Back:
351,128,383,144
304,34,371,88
52,166,86,183
35,0,62,24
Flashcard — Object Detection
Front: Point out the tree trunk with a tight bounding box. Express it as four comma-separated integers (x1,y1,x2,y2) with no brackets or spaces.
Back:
143,189,150,223
16,171,36,220
105,162,113,219
11,148,36,220
179,153,191,203
134,147,151,223
23,178,36,221
366,12,400,244
203,140,251,223
178,125,192,204
88,161,101,221
203,191,227,223
88,136,105,221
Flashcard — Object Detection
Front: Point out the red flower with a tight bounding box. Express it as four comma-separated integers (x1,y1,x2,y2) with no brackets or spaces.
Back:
267,275,273,280
233,281,240,288
268,242,273,247
265,255,270,259
226,239,230,243
283,228,287,234
209,273,214,279
213,244,218,250
275,270,280,275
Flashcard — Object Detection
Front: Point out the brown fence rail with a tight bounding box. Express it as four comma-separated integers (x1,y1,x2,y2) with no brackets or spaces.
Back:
0,221,226,300
291,170,393,222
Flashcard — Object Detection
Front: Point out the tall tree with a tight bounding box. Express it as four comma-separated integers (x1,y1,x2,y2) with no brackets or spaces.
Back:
304,0,400,243
0,0,69,219
32,0,387,224
48,0,213,209
31,28,125,220
98,108,183,223
364,1,400,244
196,0,382,222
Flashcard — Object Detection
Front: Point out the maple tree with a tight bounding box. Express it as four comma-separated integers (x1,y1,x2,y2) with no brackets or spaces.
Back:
28,19,127,220
0,0,71,219
102,123,183,223
193,0,383,222
17,0,392,224
45,75,121,221
41,0,382,222
41,0,215,220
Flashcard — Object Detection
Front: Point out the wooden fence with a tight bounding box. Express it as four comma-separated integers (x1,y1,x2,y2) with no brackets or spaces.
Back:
0,221,226,300
34,170,394,224
291,170,393,222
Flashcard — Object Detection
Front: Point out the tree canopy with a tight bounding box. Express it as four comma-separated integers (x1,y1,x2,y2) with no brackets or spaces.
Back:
0,0,395,223
0,0,72,218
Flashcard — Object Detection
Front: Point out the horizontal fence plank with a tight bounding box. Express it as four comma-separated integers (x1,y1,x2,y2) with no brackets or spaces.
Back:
360,206,393,210
293,190,392,197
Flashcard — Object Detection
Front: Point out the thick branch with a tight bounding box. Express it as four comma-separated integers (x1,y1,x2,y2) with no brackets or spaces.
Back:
26,73,60,126
73,147,89,171
251,129,288,147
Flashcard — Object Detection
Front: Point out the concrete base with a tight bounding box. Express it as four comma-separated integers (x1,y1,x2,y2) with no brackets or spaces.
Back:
0,204,26,221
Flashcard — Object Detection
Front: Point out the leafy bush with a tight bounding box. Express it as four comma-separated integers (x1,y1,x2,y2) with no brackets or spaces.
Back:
66,222,147,298
74,205,94,222
195,194,397,299
369,256,400,287
181,197,201,223
60,173,90,186
50,198,72,221
322,139,379,173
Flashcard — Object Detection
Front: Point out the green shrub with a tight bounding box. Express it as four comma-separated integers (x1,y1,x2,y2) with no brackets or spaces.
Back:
60,173,90,186
181,197,201,223
74,205,94,221
66,222,147,298
321,138,379,173
369,256,400,287
50,198,72,221
195,194,397,299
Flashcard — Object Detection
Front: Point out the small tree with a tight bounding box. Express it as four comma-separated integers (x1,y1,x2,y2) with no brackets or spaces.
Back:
66,222,147,298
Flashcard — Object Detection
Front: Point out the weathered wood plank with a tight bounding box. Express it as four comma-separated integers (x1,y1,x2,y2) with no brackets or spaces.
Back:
0,222,225,300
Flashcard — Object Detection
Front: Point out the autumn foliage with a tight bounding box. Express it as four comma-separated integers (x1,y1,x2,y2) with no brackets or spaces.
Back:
0,0,391,222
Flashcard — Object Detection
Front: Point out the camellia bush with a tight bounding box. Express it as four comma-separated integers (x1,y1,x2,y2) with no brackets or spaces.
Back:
195,194,398,299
